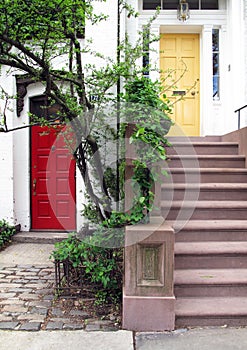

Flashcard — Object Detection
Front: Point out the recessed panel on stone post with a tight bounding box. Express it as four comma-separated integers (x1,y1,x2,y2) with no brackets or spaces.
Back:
137,243,165,287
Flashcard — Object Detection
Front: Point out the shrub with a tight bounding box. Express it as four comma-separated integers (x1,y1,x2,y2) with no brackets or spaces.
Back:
0,219,16,249
51,234,123,304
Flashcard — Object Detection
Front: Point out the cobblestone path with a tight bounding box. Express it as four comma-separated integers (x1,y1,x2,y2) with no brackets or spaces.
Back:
0,264,119,332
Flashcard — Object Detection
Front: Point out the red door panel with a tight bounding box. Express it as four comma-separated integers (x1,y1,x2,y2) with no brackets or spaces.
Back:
31,125,76,230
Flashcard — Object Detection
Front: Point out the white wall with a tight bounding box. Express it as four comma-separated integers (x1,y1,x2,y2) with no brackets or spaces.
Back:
0,67,15,224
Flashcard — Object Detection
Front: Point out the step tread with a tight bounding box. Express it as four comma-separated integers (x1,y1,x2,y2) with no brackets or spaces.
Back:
176,297,247,317
175,241,247,255
162,183,247,190
168,155,244,160
167,220,247,231
169,142,238,146
166,168,247,173
13,231,68,244
175,269,247,285
162,200,247,209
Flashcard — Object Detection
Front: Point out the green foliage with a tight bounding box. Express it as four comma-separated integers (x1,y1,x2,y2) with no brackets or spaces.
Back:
0,220,16,250
51,234,123,304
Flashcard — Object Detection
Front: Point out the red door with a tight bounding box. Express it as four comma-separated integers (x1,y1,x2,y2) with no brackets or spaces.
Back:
31,125,76,230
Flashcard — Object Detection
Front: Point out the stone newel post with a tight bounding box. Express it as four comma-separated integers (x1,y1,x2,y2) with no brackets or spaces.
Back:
123,222,175,331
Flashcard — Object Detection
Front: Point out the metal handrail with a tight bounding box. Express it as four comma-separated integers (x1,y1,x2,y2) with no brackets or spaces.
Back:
234,104,247,129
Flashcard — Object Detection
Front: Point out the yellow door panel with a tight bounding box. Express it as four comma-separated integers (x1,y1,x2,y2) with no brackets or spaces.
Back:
160,34,200,136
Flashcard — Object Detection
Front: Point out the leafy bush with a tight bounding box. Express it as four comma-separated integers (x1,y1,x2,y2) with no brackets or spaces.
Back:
0,219,16,249
51,234,123,304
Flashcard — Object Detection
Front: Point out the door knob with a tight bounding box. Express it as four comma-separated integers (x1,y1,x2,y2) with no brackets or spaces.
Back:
33,178,37,195
191,91,196,96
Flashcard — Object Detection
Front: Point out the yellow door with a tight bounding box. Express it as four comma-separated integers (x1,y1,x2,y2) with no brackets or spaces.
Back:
160,34,200,136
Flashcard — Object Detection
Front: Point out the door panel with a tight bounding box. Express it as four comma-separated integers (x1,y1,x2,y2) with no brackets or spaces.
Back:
31,125,76,230
160,34,200,136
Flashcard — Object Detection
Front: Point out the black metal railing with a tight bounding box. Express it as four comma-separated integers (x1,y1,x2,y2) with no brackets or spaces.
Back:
235,104,247,129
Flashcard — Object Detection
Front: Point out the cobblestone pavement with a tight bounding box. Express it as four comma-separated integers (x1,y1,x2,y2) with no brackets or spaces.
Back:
0,244,120,332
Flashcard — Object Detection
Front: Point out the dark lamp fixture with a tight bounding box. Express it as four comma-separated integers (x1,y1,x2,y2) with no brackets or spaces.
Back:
177,0,190,22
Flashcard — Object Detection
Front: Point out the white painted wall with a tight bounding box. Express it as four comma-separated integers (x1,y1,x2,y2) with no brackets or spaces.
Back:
0,67,15,225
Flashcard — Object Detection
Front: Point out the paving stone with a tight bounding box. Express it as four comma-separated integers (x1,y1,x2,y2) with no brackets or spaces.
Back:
26,283,47,289
17,314,46,322
63,323,84,330
9,288,33,293
19,294,40,300
0,293,17,298
11,279,30,284
5,275,27,280
0,270,15,275
16,272,39,276
46,321,64,330
51,307,64,316
16,265,33,269
24,276,40,280
19,322,41,331
38,271,49,276
0,315,13,322
2,305,29,313
43,294,54,301
85,323,101,332
69,309,90,318
0,322,20,330
28,268,42,273
28,300,52,308
0,283,23,288
0,299,26,305
50,318,72,323
33,289,53,295
30,307,48,315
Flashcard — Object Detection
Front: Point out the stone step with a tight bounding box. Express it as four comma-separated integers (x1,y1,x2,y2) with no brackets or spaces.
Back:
162,200,247,220
169,220,247,242
166,155,245,168
163,168,247,183
167,136,222,142
175,269,247,297
175,297,247,327
167,142,239,155
13,231,68,244
175,241,247,269
162,183,247,201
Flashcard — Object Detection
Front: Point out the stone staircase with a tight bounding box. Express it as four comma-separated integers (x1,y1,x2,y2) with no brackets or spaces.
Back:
163,136,247,327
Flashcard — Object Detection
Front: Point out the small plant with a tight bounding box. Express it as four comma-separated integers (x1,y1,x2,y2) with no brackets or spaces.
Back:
51,234,123,305
0,219,16,250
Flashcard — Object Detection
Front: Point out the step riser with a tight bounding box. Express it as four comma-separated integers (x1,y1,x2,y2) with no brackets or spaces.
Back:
175,231,247,242
163,208,247,220
162,190,247,201
175,256,247,269
164,173,247,183
176,317,247,328
167,159,245,168
175,285,247,297
167,146,239,156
